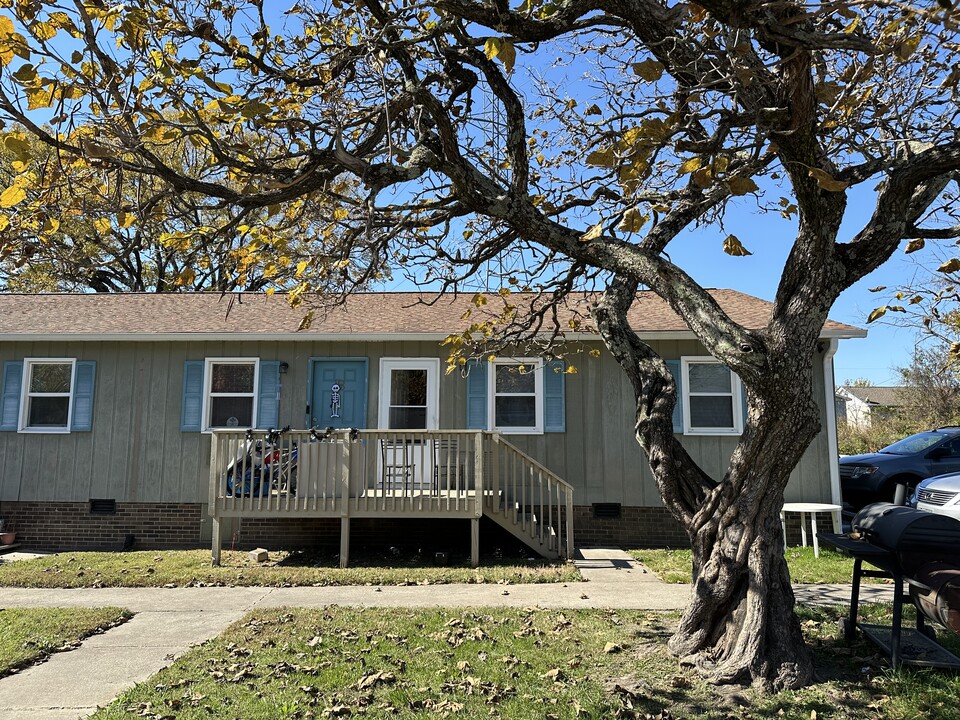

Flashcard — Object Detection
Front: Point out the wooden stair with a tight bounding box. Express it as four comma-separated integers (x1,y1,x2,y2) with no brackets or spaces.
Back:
483,498,564,561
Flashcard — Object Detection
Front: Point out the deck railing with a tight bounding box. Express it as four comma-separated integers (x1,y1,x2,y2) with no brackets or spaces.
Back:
209,429,574,561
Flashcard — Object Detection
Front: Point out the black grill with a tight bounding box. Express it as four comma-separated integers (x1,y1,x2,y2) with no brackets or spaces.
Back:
851,503,960,575
820,502,960,669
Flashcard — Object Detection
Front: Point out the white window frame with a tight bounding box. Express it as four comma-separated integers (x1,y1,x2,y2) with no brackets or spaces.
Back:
202,357,260,431
18,358,77,434
489,358,544,434
378,358,440,430
681,356,742,436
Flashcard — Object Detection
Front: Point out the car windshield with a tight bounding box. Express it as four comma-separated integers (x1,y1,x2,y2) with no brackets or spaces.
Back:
879,432,948,455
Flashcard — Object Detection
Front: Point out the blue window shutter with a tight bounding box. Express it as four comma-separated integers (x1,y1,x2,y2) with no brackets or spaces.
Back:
71,361,96,432
665,359,683,433
466,360,488,429
544,360,566,432
181,360,204,432
256,361,281,429
1,361,23,431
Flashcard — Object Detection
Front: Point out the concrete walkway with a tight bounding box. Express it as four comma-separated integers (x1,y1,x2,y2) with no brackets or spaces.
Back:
0,548,891,719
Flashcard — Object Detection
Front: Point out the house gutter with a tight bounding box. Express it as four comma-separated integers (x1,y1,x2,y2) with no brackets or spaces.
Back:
822,338,842,507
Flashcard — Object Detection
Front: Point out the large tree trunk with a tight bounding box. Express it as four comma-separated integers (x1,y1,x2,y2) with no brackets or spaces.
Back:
670,384,821,690
593,281,821,690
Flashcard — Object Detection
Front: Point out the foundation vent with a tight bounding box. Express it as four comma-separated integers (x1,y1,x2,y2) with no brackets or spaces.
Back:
89,499,117,515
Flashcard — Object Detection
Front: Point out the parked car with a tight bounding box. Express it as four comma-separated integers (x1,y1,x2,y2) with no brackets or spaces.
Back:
839,427,960,510
911,473,960,521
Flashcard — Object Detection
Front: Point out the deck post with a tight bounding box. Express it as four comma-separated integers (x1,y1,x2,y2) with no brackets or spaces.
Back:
340,438,352,568
565,490,574,560
211,517,222,566
209,432,221,566
471,517,480,568
340,518,350,569
474,431,484,517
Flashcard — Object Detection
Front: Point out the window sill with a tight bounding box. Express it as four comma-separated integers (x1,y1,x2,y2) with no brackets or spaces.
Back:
18,427,71,434
684,428,741,436
493,427,544,435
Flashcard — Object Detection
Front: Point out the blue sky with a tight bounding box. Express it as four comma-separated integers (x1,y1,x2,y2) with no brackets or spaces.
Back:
663,196,927,386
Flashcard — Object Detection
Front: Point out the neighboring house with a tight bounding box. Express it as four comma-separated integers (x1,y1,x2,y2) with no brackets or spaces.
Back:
835,385,908,429
0,291,864,561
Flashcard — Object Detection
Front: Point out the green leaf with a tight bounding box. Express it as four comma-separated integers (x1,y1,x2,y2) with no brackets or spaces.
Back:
722,234,752,256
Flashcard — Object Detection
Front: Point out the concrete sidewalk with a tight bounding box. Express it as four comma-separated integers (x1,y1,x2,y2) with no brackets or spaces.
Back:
0,548,891,719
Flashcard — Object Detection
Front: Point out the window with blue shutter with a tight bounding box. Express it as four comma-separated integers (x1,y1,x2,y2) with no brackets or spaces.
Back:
256,361,281,429
665,359,683,433
180,360,205,432
0,361,23,431
466,359,487,429
544,360,566,432
70,361,96,432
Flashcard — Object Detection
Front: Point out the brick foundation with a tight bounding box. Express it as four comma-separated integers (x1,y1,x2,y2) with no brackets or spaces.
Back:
0,501,202,551
1,500,703,552
573,505,689,548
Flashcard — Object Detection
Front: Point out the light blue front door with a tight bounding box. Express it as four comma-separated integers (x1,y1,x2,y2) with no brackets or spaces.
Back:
309,360,367,429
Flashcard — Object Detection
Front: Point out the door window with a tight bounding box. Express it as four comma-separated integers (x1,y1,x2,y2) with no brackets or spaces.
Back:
379,359,439,429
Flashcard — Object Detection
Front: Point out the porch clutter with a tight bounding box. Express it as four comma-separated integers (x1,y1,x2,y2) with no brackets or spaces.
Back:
209,429,574,568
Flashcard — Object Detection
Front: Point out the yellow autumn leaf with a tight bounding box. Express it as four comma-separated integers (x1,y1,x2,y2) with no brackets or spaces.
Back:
867,306,887,323
93,217,112,234
585,147,617,167
938,258,960,274
484,37,516,73
722,234,752,256
904,238,925,254
808,168,849,192
25,87,52,111
41,217,59,233
617,207,649,233
0,184,26,208
30,20,57,42
631,58,664,82
679,157,702,174
580,222,604,243
0,213,9,231
727,176,759,196
4,134,32,161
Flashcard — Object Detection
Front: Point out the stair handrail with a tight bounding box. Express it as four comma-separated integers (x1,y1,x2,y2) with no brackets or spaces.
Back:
491,434,574,558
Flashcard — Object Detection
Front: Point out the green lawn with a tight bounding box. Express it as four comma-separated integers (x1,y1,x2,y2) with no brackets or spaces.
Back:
0,607,131,676
91,605,960,720
631,546,888,584
0,549,579,588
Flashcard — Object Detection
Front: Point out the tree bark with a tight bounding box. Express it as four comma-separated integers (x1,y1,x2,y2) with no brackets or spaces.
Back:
594,281,820,690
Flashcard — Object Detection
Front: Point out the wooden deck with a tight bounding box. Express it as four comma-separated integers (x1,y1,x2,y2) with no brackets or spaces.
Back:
208,430,574,566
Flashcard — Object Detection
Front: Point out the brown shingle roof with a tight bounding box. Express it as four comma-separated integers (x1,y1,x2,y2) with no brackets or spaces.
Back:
0,290,864,339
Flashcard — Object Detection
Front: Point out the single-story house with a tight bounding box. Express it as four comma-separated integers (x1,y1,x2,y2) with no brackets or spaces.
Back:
835,385,908,429
0,291,863,562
